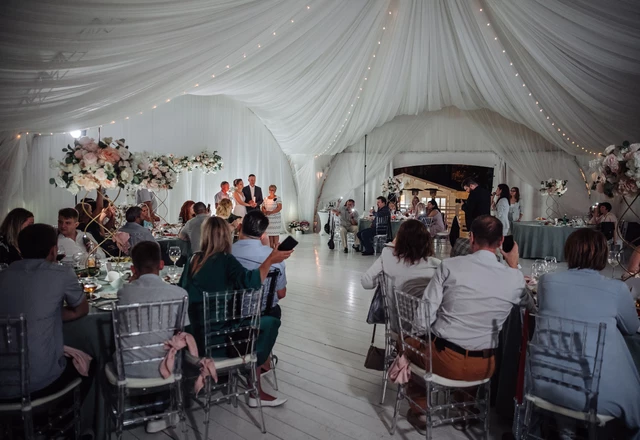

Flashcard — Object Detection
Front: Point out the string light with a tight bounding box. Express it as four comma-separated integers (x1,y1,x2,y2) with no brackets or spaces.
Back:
477,3,597,155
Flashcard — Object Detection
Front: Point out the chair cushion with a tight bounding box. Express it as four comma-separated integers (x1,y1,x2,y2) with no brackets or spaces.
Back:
410,364,491,387
185,352,257,370
0,378,82,412
104,362,178,388
525,395,615,426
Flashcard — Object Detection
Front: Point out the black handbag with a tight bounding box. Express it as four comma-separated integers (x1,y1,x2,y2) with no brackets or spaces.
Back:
366,284,386,324
364,324,385,371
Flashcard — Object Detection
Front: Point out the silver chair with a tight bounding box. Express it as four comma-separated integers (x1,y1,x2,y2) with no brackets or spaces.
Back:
521,315,611,439
390,290,491,439
371,273,397,405
188,289,265,439
373,215,391,254
106,297,189,440
0,315,82,440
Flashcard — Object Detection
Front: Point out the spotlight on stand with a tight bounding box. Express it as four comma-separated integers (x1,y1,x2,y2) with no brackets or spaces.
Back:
69,130,82,139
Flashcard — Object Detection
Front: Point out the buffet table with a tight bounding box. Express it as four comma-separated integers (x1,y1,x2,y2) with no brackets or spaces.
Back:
358,219,403,239
512,221,591,262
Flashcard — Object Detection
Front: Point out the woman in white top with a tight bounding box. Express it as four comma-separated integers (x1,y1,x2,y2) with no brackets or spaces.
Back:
361,219,441,331
508,186,523,224
262,184,283,248
495,183,511,236
425,200,445,236
231,178,252,218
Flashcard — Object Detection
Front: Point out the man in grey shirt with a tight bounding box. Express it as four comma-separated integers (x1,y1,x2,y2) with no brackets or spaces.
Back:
118,206,156,249
0,224,88,399
332,199,360,253
214,181,230,208
179,202,210,253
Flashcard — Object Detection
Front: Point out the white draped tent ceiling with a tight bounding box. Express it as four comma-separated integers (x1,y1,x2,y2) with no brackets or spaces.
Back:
1,0,639,221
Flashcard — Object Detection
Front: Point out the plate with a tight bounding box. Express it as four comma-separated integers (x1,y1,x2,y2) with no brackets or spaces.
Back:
100,292,118,300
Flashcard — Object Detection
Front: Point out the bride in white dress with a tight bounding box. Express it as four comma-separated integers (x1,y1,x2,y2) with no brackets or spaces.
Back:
232,178,253,217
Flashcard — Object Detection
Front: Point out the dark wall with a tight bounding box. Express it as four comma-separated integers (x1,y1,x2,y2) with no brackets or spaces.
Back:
394,164,495,191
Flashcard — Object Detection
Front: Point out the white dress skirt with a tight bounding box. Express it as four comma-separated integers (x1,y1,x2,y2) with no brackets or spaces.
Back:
232,190,247,217
263,197,282,236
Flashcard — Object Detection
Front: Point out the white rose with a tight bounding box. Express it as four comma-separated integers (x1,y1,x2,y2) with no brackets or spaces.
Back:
630,143,640,153
118,147,131,160
54,176,66,187
76,136,92,147
604,145,616,155
68,183,80,195
104,162,114,174
94,169,107,181
103,178,118,189
120,168,133,183
72,164,81,174
49,158,59,169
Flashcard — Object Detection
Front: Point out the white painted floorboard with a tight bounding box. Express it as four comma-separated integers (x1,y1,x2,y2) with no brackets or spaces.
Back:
125,234,515,440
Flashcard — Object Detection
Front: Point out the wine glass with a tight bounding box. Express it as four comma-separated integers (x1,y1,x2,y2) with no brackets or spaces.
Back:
531,260,547,282
608,250,620,278
56,248,66,265
168,246,181,267
544,256,557,273
83,280,98,299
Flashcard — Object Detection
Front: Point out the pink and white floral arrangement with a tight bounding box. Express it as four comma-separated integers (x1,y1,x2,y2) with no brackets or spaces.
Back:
590,140,640,198
50,137,223,194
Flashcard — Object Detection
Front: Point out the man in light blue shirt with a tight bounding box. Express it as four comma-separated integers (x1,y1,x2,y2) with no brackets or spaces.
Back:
232,210,287,319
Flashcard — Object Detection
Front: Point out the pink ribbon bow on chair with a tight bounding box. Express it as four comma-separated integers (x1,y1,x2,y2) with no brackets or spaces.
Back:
388,353,411,384
64,346,93,377
160,332,218,394
113,232,130,255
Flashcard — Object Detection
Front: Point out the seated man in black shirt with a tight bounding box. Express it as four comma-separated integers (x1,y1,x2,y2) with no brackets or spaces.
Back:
357,196,391,256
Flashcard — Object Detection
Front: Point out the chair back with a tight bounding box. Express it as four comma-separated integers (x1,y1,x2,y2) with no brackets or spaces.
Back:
202,289,263,359
393,289,433,374
262,269,281,315
526,314,606,419
375,214,391,239
598,222,615,241
112,297,188,381
0,315,30,404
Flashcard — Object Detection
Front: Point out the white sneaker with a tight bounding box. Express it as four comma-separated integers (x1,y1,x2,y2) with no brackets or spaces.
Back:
145,414,179,433
247,396,287,408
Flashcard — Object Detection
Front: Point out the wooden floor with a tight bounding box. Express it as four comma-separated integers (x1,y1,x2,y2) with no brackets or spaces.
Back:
123,234,516,440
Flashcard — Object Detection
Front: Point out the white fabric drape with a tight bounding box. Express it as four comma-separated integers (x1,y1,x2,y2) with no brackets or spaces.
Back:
1,0,637,158
8,95,298,225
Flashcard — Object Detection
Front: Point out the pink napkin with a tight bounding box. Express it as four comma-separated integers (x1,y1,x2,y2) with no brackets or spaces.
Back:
160,332,218,394
113,232,130,254
63,346,93,376
388,353,411,384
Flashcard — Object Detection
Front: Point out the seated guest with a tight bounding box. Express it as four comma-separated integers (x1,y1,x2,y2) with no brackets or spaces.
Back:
388,201,401,215
361,219,441,330
140,203,155,230
589,202,619,242
216,198,242,231
332,199,360,253
425,200,445,236
75,202,93,231
0,224,89,399
214,181,230,208
409,196,420,214
119,206,156,250
179,200,195,224
534,229,640,438
57,208,105,261
356,196,390,256
0,208,34,265
405,215,533,432
415,203,429,226
232,211,287,319
79,200,119,256
179,202,210,253
179,216,292,407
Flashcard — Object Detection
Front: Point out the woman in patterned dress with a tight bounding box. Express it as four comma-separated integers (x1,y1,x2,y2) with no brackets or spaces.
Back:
262,184,283,248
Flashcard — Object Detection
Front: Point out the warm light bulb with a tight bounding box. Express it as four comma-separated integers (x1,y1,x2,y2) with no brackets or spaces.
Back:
16,134,21,139
69,130,82,138
166,99,171,102
226,65,230,68
152,106,157,109
125,117,129,120
111,120,115,124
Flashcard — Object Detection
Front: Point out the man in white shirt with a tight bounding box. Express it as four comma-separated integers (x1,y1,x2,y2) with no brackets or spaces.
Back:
332,199,360,253
214,181,230,208
57,207,105,262
179,202,210,253
406,215,531,432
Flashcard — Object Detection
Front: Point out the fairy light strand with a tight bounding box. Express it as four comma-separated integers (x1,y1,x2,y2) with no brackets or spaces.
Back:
476,2,599,156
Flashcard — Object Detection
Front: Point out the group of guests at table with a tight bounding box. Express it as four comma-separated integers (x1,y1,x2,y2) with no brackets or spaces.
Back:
0,185,292,435
360,211,640,437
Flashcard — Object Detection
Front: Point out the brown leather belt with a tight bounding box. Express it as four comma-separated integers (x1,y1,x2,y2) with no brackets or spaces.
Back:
432,335,494,359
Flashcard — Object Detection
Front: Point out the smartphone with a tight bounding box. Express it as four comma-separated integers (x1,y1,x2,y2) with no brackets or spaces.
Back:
502,235,515,253
278,236,299,251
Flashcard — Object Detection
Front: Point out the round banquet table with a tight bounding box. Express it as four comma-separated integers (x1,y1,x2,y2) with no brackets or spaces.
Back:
512,221,590,262
358,219,403,239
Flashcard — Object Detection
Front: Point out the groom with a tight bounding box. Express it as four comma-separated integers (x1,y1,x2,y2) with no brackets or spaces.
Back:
243,174,263,213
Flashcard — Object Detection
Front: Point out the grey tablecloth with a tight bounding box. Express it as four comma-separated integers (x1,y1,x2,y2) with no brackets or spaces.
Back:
358,219,403,238
63,307,113,440
156,237,189,266
512,222,583,262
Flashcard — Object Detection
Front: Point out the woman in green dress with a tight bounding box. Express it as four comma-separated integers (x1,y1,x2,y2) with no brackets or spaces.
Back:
179,216,291,406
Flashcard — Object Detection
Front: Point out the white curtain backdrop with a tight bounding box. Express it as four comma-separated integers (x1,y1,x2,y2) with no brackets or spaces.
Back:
6,95,297,225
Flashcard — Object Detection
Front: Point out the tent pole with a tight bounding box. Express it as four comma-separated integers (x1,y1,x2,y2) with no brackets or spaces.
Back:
363,134,367,209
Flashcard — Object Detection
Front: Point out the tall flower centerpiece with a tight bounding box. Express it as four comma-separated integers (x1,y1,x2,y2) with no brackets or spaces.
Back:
381,176,404,203
539,178,567,219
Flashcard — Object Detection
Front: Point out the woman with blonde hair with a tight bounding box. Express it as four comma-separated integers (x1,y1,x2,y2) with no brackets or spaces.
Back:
179,216,292,407
0,208,34,265
262,184,283,248
216,198,241,231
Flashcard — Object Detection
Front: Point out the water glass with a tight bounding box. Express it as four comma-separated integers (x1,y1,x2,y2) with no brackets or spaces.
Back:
531,260,547,282
544,256,557,272
168,246,181,266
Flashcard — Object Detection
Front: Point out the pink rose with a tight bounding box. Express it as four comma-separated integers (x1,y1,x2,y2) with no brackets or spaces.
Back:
77,136,92,147
618,178,638,196
94,169,107,181
138,160,150,171
98,147,120,164
603,154,619,173
83,152,98,166
74,150,83,159
102,178,118,189
84,141,99,152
